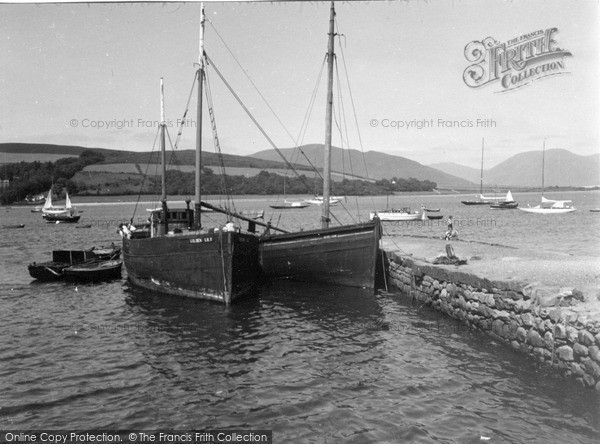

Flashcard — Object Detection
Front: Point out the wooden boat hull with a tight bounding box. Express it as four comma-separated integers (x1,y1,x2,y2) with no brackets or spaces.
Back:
28,248,121,281
64,260,123,282
259,220,381,289
426,214,444,220
43,214,81,223
460,201,492,205
28,262,70,280
490,202,519,209
123,231,259,304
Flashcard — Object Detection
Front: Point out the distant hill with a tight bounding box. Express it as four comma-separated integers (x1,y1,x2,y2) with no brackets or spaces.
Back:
485,149,600,187
0,142,295,171
431,149,600,187
429,162,481,184
249,144,475,188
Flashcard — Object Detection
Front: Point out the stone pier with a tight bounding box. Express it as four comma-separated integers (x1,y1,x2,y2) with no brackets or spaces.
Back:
382,236,600,390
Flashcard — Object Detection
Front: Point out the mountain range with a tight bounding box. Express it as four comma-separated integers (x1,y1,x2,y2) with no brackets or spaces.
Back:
431,149,600,188
249,144,474,188
2,143,598,188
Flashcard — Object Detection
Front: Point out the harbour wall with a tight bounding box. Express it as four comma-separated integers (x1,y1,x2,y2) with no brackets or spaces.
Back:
385,251,600,391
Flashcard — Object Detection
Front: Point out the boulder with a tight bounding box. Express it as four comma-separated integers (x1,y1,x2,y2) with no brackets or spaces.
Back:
555,345,574,361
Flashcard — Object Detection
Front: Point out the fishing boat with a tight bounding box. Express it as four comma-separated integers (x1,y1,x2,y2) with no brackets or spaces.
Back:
259,2,381,289
41,191,81,223
461,138,504,205
64,259,123,282
120,8,261,305
518,140,576,214
369,207,424,222
490,190,519,209
28,246,121,281
3,224,24,229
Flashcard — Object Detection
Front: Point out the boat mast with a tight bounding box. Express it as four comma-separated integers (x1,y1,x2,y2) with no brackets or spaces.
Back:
541,139,546,198
194,3,206,230
322,0,335,229
160,77,168,234
479,137,484,196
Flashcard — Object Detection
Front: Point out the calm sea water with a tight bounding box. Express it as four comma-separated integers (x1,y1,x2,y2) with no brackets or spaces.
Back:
1,191,599,442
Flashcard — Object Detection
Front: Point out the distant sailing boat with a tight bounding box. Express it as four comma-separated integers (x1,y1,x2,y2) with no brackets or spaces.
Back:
269,171,308,209
518,140,576,214
259,2,382,289
120,6,261,304
41,189,81,223
461,138,504,205
490,190,519,209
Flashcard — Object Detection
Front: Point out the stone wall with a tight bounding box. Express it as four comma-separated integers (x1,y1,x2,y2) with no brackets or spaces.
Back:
387,251,600,391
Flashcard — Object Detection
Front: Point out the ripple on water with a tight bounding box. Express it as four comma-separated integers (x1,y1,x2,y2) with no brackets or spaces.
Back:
1,207,599,441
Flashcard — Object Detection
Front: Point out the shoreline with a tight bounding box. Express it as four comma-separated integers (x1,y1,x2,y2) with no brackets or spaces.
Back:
383,235,600,390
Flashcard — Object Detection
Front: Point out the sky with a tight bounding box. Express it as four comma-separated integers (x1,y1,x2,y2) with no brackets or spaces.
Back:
1,0,598,169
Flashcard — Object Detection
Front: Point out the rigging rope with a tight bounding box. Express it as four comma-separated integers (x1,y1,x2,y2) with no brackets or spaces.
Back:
131,127,161,224
204,53,315,197
204,64,237,215
207,18,321,175
336,17,376,214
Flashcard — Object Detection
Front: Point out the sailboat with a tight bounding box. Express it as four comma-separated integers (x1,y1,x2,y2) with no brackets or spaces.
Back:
519,140,576,214
269,172,308,209
490,190,519,209
120,6,262,305
41,190,81,223
258,2,382,289
461,138,504,205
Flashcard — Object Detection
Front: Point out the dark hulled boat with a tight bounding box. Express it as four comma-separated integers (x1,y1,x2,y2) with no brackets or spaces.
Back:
460,138,504,206
64,259,123,282
260,221,380,288
28,247,121,281
490,201,519,209
121,9,259,305
124,230,258,302
41,191,81,223
258,2,381,290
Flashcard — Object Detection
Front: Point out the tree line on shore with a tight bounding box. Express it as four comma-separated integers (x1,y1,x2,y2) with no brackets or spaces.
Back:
0,153,437,204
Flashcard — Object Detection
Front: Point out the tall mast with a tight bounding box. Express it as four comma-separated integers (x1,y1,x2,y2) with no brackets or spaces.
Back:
160,77,168,234
321,0,335,229
541,139,546,198
479,137,484,196
194,3,206,230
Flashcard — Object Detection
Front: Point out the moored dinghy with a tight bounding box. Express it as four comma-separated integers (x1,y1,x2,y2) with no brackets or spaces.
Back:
28,246,121,281
64,259,123,282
